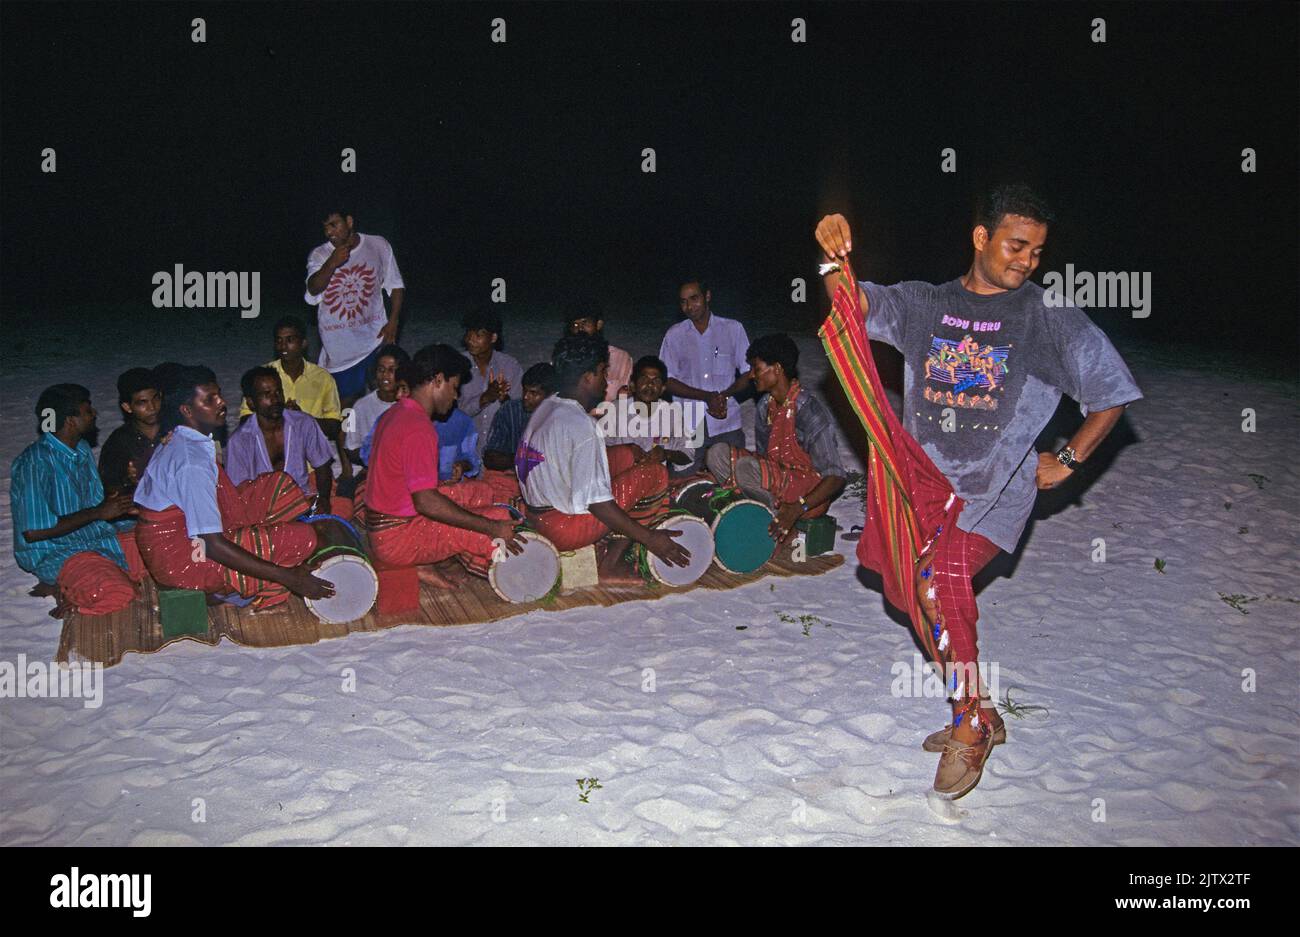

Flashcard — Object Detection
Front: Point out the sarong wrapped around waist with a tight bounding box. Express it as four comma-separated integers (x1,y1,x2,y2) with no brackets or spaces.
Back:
135,503,316,609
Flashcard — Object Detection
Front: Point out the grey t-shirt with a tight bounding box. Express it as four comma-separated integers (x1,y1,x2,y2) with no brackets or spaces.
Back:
860,278,1142,552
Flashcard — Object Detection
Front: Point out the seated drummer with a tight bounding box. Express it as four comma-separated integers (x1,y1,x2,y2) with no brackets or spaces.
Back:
518,334,690,584
226,366,351,519
363,344,524,590
481,362,555,504
599,355,698,472
133,365,335,608
705,333,847,545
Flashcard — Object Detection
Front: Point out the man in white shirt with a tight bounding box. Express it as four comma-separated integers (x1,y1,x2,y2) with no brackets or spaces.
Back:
133,365,334,609
596,355,699,469
304,208,406,405
658,278,752,475
519,335,691,584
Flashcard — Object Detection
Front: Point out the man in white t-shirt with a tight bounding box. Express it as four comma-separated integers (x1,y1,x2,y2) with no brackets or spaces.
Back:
304,208,406,405
658,278,752,476
518,334,691,584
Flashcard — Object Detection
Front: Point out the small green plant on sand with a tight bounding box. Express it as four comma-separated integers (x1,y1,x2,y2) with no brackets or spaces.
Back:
1153,558,1166,574
779,611,825,637
998,688,1049,720
576,778,602,803
1246,473,1269,489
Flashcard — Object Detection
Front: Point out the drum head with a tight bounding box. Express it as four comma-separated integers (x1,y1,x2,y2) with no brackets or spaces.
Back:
672,479,718,521
305,554,379,624
489,531,561,603
648,515,715,587
711,499,776,574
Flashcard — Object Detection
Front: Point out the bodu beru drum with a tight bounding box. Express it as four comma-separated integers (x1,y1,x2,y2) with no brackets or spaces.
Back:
635,514,715,587
301,514,378,624
489,530,562,603
672,483,776,575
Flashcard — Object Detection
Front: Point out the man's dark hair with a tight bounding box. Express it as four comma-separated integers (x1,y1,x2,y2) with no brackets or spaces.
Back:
117,367,160,407
551,334,609,392
272,315,307,341
241,365,281,402
679,277,709,296
564,299,606,332
747,333,800,380
461,305,504,350
521,362,557,395
399,344,472,391
162,365,218,431
152,362,188,397
974,183,1055,238
369,343,410,389
35,383,90,435
632,355,669,382
324,207,353,224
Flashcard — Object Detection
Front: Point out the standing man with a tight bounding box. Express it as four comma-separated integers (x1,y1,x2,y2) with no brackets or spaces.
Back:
815,183,1142,799
11,384,145,617
304,208,405,406
658,278,752,476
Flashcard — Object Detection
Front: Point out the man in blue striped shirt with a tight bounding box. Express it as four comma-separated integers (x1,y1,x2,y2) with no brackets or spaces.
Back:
10,384,143,616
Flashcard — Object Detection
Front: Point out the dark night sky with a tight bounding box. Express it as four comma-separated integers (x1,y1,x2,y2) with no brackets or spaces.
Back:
2,2,1296,363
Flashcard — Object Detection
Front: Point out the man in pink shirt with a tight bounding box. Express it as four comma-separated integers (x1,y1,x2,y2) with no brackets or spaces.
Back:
363,344,524,590
565,304,633,402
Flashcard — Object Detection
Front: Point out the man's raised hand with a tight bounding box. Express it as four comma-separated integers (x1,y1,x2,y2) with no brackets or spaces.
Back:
815,213,853,260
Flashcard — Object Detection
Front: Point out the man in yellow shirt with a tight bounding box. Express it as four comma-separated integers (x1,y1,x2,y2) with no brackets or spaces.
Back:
241,316,343,461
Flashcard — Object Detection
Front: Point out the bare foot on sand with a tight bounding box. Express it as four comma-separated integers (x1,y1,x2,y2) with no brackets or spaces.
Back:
596,539,646,587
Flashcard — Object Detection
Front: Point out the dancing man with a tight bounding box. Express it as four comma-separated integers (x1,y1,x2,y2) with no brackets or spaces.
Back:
816,183,1141,798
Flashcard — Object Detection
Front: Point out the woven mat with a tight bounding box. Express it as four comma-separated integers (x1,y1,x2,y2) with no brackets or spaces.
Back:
56,549,845,668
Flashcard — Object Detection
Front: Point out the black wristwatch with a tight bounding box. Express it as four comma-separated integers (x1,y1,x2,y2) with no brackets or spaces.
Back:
1055,446,1083,470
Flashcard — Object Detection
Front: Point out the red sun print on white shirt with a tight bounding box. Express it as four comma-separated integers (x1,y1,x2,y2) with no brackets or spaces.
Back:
323,263,377,321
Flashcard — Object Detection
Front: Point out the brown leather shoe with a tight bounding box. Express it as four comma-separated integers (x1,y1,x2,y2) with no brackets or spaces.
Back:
932,729,997,800
922,719,1006,752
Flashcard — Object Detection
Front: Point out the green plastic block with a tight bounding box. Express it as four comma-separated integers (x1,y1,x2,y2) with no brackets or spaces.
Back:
159,588,209,638
795,516,837,556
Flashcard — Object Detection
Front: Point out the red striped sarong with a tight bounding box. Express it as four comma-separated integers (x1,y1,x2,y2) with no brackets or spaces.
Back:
135,469,317,609
527,444,670,552
365,479,510,577
56,528,148,616
819,264,998,702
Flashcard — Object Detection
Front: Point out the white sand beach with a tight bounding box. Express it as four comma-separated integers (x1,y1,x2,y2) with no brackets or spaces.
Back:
1,303,1296,845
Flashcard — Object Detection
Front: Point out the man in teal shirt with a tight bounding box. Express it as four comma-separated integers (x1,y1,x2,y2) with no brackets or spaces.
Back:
11,384,141,616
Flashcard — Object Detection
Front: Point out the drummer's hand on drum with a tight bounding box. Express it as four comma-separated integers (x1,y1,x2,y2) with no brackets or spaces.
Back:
770,502,803,546
815,213,853,260
646,527,691,568
490,520,528,557
284,564,336,601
